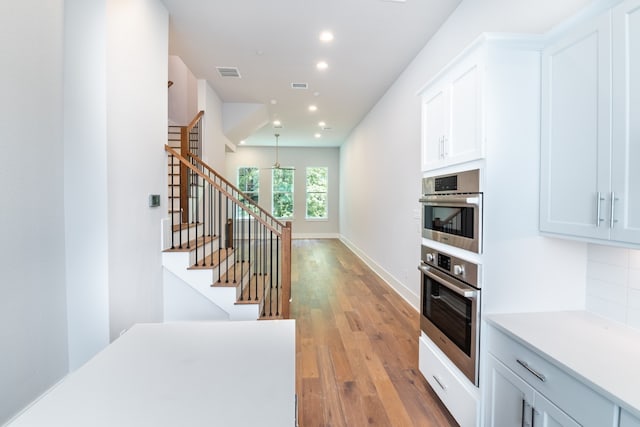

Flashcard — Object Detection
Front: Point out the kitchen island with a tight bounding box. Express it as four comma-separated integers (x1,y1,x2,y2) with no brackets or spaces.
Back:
7,320,296,427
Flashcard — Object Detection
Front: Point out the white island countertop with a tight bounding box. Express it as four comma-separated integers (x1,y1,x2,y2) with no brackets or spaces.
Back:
7,320,296,427
486,311,640,417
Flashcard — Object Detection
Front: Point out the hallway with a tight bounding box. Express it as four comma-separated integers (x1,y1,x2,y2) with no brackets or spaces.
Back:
291,239,457,426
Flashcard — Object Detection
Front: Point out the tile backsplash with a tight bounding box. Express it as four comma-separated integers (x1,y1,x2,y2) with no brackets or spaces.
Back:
586,244,640,329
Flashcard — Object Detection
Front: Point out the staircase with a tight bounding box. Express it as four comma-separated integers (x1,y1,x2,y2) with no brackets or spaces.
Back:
162,112,291,321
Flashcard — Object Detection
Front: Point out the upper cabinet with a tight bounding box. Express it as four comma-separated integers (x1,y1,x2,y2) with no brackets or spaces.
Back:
540,0,640,246
421,46,484,171
611,0,640,244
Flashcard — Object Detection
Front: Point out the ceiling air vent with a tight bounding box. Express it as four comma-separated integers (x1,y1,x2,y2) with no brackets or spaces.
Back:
216,67,241,78
291,82,308,90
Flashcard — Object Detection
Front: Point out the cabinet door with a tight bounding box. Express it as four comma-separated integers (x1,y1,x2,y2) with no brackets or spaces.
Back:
620,408,640,427
448,54,483,165
485,355,535,427
540,14,612,239
611,0,640,244
532,393,581,427
422,86,449,171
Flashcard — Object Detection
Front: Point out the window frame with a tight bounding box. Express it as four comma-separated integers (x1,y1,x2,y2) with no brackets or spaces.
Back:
271,168,295,219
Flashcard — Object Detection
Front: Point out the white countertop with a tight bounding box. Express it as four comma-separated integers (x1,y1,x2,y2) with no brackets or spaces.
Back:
7,320,296,427
486,311,640,417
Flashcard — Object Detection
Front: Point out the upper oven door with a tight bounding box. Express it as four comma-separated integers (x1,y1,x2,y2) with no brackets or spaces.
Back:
420,194,482,253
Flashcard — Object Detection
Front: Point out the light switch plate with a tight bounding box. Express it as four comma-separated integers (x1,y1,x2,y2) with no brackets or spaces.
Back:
149,194,161,207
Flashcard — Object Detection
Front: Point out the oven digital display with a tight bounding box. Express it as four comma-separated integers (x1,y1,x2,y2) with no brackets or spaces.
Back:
434,175,458,192
437,254,451,272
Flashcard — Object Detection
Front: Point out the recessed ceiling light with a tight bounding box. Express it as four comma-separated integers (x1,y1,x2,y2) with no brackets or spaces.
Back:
314,133,322,138
273,120,282,128
319,31,334,42
270,99,277,105
308,105,318,112
316,61,328,71
318,121,326,127
239,140,246,145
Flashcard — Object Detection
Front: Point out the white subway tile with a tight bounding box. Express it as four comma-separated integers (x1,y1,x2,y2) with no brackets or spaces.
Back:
588,244,629,267
586,261,628,286
586,277,627,305
626,307,640,331
586,295,627,324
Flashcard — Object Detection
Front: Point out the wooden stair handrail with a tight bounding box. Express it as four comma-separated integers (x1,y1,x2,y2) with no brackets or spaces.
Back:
187,110,205,132
186,153,287,229
165,145,283,235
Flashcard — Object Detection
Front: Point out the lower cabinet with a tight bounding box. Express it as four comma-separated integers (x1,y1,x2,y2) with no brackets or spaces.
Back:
485,354,579,427
485,326,617,427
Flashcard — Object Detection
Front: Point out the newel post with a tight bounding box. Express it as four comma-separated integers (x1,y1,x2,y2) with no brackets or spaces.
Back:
179,126,189,224
281,221,292,319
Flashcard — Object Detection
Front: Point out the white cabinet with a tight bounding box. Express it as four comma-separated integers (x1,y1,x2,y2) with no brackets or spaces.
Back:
611,0,640,244
620,409,640,427
485,326,616,427
418,334,479,427
420,41,484,171
485,355,579,427
540,0,640,245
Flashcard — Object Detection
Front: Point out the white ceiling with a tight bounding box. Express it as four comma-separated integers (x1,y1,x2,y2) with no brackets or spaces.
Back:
162,0,462,147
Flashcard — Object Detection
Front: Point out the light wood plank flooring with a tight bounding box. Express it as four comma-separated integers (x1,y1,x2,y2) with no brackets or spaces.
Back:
291,239,458,427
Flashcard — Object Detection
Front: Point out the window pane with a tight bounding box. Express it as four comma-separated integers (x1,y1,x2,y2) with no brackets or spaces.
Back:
306,193,327,218
273,193,294,218
272,168,294,218
238,167,259,217
305,167,328,219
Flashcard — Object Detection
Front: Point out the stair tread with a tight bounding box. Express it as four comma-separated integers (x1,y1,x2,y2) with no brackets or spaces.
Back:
172,222,203,232
188,247,234,269
164,235,218,252
212,261,252,287
235,273,271,304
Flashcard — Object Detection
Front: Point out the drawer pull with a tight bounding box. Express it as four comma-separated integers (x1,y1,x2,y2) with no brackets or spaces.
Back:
432,375,447,391
516,359,546,382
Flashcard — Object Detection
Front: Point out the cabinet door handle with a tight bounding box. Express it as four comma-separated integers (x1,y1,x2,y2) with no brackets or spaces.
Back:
531,406,536,427
432,375,447,391
610,192,618,229
443,136,448,157
596,192,605,227
516,359,546,382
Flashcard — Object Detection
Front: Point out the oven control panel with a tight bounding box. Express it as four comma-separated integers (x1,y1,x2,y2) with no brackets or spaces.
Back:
421,245,480,289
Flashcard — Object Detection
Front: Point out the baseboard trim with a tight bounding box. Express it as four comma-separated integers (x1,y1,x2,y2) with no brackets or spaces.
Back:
293,233,340,240
338,235,419,310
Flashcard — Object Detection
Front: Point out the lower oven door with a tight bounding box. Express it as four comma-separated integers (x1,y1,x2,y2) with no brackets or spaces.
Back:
419,263,480,385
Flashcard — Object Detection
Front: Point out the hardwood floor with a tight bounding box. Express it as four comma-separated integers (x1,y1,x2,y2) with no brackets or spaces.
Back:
291,239,458,427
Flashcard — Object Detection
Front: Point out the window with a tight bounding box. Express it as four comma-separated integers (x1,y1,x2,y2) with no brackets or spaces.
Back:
237,167,259,216
306,167,328,219
272,168,294,218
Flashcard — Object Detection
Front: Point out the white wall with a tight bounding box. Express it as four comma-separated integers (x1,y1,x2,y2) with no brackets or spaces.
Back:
106,0,168,340
168,55,198,125
226,146,340,238
0,0,69,423
198,79,232,173
339,0,592,307
587,245,640,328
63,0,110,372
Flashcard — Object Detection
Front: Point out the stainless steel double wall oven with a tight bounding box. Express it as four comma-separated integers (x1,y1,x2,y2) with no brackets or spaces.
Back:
418,169,483,385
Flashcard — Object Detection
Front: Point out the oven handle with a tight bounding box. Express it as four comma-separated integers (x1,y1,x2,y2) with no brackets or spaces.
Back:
419,195,481,206
418,265,478,298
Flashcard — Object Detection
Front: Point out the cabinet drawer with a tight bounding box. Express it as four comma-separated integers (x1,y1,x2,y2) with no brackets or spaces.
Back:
488,327,615,427
418,334,478,427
